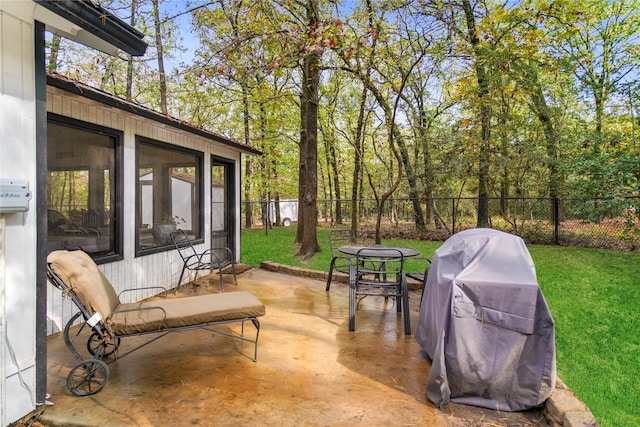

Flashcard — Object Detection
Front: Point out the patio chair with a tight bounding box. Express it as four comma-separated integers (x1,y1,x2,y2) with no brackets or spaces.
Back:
349,247,411,335
405,257,432,302
46,249,265,396
170,229,237,292
325,229,357,291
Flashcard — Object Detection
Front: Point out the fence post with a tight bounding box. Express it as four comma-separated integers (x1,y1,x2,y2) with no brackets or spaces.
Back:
452,198,456,235
554,197,559,244
263,200,269,236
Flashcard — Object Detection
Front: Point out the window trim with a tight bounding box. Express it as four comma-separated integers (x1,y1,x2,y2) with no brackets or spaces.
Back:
135,136,205,257
47,113,124,264
211,155,236,256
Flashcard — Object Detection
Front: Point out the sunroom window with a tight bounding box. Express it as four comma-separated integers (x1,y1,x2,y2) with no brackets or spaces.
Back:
47,116,121,261
136,138,203,254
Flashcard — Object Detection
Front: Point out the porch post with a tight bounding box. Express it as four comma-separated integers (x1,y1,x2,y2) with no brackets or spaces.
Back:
34,20,48,406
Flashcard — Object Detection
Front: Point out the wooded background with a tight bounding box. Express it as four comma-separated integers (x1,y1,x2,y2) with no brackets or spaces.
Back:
48,0,640,257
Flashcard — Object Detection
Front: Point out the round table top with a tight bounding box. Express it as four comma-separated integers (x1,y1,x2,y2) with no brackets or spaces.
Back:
338,244,419,258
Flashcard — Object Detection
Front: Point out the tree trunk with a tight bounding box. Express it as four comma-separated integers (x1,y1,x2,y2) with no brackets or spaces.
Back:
296,44,321,260
274,193,281,225
323,131,342,224
350,85,368,235
348,1,380,237
242,87,253,229
319,152,332,223
527,68,565,221
47,34,61,72
594,86,604,138
152,0,168,114
419,111,436,227
330,142,343,224
258,102,270,228
395,135,426,231
497,111,510,221
462,0,491,227
125,0,137,100
295,92,306,244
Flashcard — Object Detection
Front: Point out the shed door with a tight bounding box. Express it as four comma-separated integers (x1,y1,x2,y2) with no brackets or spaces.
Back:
211,157,235,256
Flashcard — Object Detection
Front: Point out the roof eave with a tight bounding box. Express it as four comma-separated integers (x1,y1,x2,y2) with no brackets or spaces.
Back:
33,0,147,56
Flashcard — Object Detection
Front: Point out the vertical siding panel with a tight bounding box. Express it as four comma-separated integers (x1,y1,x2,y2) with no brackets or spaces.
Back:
62,96,72,117
151,123,158,140
71,97,80,119
62,298,73,334
98,106,106,127
80,100,89,122
101,107,110,128
94,104,103,127
50,92,62,114
96,106,104,126
1,10,38,424
88,104,96,124
111,110,118,129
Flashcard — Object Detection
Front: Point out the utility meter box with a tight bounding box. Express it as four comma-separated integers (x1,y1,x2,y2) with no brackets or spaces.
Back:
0,179,32,213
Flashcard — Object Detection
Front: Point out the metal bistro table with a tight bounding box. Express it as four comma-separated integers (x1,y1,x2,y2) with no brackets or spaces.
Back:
338,243,424,288
338,244,419,259
338,244,418,335
337,243,420,283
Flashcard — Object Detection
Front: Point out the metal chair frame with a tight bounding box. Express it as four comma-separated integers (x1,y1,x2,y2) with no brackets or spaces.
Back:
170,229,237,292
405,258,432,303
348,247,411,335
325,229,357,291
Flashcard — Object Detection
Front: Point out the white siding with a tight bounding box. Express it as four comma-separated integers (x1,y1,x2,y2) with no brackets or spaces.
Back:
0,6,38,425
45,86,242,336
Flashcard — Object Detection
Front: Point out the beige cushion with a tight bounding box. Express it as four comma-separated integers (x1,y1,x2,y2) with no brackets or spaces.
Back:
48,250,120,321
109,292,265,335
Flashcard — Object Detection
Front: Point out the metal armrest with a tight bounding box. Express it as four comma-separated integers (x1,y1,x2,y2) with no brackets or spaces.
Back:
118,286,168,299
200,247,235,265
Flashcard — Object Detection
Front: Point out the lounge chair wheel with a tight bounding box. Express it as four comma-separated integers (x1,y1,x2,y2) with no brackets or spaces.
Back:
87,332,120,358
67,359,110,396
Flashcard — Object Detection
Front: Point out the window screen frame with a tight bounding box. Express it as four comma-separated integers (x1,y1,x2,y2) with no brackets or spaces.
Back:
46,113,124,264
135,136,204,256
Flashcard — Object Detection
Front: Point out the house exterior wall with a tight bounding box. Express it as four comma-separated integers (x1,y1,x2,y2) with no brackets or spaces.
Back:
0,5,39,425
45,85,243,336
1,4,246,422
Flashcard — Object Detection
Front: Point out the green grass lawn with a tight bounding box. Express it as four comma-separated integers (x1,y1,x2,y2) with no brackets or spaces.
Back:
241,226,640,427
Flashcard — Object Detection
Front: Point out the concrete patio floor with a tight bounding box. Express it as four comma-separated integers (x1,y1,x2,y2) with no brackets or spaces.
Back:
38,267,549,427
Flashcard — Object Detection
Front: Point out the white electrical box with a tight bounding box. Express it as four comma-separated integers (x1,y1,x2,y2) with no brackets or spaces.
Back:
0,179,32,213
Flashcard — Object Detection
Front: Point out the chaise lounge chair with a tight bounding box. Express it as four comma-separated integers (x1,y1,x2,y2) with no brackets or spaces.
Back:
47,249,265,396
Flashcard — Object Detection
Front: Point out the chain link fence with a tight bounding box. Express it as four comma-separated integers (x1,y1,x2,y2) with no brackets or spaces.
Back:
243,196,640,251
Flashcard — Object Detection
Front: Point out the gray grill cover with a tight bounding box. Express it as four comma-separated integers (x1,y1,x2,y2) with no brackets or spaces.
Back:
415,228,556,411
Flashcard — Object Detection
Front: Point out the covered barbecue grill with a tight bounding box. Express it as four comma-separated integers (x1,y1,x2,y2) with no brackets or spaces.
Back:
415,228,556,411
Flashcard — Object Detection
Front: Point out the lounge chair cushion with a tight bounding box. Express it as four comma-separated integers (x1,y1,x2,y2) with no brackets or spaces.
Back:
110,292,265,335
48,250,120,321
